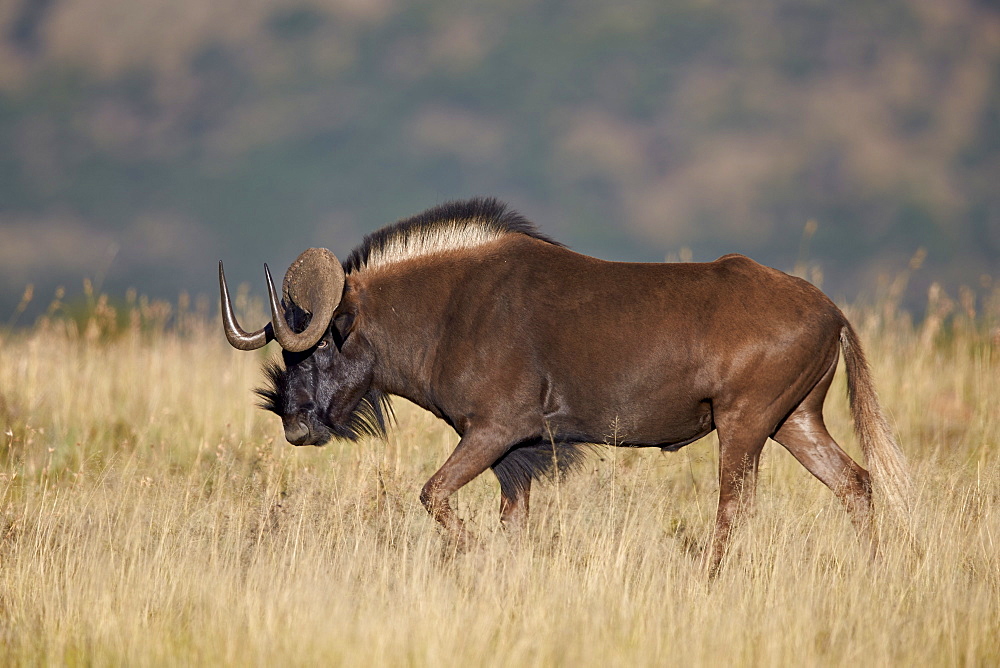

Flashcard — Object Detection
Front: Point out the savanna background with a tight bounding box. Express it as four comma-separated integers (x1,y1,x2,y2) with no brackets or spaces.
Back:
1,0,999,665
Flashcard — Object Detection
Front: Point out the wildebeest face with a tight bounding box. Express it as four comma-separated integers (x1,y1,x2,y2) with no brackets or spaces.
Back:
256,306,390,446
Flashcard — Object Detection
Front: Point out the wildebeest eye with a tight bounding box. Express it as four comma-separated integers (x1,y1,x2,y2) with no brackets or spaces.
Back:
316,340,329,349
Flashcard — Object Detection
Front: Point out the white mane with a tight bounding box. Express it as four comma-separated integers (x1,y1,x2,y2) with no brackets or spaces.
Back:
342,198,555,276
356,220,509,272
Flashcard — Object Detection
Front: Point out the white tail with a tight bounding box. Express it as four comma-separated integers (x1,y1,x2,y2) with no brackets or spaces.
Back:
840,324,913,525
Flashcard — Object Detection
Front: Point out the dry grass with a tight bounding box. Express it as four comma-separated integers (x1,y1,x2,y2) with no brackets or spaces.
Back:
1,287,998,666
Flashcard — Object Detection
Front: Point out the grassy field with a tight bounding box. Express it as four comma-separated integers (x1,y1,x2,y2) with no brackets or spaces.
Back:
1,284,998,666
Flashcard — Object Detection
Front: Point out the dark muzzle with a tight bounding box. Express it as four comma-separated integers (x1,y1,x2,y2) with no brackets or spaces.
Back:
283,419,312,446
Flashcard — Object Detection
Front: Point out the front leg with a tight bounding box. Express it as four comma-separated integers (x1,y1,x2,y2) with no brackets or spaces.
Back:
419,427,514,549
491,446,543,535
498,477,530,532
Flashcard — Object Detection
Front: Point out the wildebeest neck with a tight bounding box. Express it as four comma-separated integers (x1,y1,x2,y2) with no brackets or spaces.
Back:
349,250,489,416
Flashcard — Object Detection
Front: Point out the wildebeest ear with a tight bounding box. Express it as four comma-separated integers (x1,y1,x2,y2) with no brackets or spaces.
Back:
332,310,356,347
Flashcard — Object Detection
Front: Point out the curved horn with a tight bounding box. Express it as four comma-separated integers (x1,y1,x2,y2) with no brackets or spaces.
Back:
219,261,273,350
267,248,345,353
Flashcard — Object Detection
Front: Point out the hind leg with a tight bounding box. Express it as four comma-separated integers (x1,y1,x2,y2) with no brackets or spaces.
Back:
705,424,769,576
773,357,875,557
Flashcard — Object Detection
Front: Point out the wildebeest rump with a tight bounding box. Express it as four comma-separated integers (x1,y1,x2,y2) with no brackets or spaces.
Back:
220,198,911,573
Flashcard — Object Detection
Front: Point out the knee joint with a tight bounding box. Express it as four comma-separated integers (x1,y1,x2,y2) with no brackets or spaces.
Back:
420,481,442,512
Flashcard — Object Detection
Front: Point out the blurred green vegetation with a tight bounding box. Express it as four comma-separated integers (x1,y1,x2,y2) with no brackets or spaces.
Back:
0,0,998,316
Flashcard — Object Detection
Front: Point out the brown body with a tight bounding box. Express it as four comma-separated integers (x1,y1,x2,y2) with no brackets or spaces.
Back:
221,198,911,574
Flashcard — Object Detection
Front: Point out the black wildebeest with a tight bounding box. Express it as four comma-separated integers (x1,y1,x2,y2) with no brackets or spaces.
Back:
220,198,911,573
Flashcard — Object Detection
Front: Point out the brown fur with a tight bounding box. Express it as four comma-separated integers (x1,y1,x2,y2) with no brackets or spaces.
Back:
231,198,912,574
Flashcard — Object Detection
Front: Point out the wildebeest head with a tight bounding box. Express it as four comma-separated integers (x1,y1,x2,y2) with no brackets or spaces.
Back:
219,248,390,446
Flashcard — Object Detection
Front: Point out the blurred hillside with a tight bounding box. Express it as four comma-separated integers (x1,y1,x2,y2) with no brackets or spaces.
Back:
1,0,998,317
